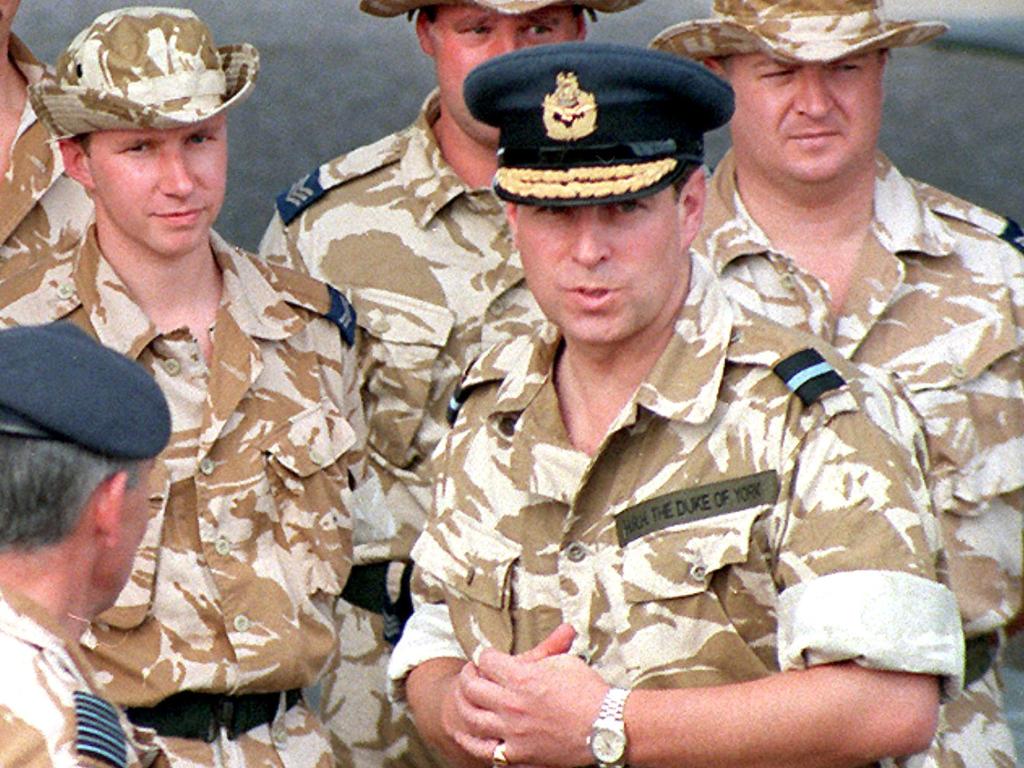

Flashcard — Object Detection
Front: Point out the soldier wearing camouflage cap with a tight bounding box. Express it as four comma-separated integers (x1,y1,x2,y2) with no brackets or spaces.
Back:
0,1,93,277
0,322,170,767
259,0,641,764
391,41,965,768
9,8,367,767
652,2,1024,765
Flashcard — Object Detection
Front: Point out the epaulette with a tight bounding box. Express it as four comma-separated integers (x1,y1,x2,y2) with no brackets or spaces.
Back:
911,178,1024,255
445,338,525,425
258,258,357,347
74,691,128,768
274,130,408,225
325,284,357,348
998,218,1024,255
773,347,846,406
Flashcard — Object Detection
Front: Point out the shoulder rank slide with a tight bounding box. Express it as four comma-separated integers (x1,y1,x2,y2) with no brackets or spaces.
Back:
276,168,326,225
773,348,845,406
74,691,128,768
325,285,357,348
446,383,471,426
1000,217,1024,255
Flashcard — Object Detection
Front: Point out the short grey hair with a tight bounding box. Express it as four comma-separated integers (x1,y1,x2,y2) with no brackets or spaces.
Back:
0,435,143,551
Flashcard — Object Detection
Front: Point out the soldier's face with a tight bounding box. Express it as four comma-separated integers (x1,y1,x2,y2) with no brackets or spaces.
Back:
61,115,228,264
508,174,704,360
713,51,885,189
416,5,585,157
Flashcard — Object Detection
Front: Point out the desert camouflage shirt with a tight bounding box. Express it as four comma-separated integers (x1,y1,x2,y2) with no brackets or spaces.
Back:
699,151,1024,636
0,585,156,768
393,260,963,740
260,92,544,566
0,230,361,718
1,36,92,276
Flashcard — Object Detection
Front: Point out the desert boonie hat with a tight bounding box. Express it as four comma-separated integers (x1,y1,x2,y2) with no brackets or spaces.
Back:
29,6,259,139
650,0,947,64
463,42,733,207
360,0,642,20
0,323,170,460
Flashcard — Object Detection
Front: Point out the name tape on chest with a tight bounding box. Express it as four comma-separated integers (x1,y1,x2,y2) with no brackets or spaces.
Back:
615,470,779,547
74,690,128,768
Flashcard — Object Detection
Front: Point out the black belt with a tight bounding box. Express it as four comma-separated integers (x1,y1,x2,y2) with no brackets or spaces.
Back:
340,561,415,644
126,689,301,742
963,632,1000,688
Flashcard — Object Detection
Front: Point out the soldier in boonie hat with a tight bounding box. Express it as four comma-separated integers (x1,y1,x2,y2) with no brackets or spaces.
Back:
650,0,946,63
12,7,366,767
29,5,258,138
464,42,733,205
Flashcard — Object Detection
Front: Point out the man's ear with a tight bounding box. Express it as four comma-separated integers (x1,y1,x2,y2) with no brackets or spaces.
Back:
704,57,727,77
83,471,130,550
505,202,519,241
677,169,707,248
58,138,96,191
415,10,437,57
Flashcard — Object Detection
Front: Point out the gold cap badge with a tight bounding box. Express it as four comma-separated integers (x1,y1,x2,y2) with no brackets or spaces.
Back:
542,72,597,142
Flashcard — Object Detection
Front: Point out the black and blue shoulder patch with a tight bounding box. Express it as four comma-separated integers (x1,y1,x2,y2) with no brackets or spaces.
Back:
325,285,357,348
773,348,845,406
999,217,1024,256
74,691,128,768
446,382,473,426
276,169,326,226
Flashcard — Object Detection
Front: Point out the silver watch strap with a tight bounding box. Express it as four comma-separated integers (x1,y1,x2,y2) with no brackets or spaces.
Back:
598,686,630,722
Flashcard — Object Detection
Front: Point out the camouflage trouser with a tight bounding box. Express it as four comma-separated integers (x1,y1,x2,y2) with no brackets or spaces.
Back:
321,601,446,768
151,698,334,767
905,660,1018,768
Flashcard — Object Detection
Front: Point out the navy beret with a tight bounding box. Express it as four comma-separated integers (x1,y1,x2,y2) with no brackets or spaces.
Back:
0,323,171,460
464,42,734,206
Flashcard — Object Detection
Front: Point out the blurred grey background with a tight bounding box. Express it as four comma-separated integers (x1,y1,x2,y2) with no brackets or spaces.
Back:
15,0,1024,752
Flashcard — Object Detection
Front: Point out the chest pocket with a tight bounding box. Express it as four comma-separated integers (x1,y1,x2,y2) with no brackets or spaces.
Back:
414,518,519,658
357,288,455,469
265,402,357,598
620,507,764,602
616,506,774,684
893,313,1024,515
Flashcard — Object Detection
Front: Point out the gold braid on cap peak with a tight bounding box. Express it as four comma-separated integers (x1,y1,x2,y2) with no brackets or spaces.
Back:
496,157,678,200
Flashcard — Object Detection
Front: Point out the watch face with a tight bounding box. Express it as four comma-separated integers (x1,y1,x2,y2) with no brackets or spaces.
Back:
592,726,627,764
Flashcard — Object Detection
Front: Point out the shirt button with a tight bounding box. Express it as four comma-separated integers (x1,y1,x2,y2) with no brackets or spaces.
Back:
234,614,251,632
199,457,215,475
690,563,708,581
309,449,326,467
57,282,75,299
371,317,391,335
781,273,796,290
272,722,287,746
565,542,587,563
951,363,967,379
214,537,230,556
162,358,181,376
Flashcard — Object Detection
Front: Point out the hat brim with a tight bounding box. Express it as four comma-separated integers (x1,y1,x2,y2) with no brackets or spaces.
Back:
494,156,696,207
651,18,947,63
29,43,259,139
360,0,640,18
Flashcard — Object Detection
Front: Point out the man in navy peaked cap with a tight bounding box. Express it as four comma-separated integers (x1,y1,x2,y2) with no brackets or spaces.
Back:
391,43,963,768
0,322,170,766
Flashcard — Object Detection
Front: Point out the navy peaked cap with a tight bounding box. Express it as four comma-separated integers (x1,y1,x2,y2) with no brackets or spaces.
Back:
0,323,171,459
464,42,734,206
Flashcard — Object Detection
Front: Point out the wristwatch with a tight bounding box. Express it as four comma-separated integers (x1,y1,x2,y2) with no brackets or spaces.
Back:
587,686,630,768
